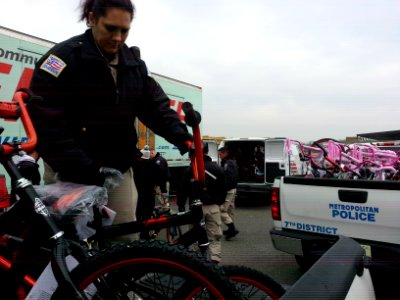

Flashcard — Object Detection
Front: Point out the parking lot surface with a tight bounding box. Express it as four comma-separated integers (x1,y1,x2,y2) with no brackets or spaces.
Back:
219,200,304,287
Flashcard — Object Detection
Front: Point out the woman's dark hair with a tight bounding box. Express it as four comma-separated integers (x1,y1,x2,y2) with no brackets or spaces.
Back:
79,0,135,23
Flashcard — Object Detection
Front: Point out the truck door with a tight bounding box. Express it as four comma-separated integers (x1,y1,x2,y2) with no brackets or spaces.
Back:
286,141,307,176
204,140,219,163
264,139,286,183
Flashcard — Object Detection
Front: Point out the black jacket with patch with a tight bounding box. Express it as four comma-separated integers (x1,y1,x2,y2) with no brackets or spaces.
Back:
29,29,190,185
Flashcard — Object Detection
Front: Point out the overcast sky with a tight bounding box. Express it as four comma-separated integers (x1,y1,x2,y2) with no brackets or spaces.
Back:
3,0,400,142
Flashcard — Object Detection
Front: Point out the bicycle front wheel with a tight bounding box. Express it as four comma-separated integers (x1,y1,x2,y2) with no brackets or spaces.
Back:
57,240,241,300
223,265,285,299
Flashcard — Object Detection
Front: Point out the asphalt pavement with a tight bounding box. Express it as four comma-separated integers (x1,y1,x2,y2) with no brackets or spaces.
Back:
219,200,304,288
167,198,304,288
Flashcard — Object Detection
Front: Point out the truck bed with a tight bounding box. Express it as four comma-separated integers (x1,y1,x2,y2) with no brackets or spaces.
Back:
271,176,400,271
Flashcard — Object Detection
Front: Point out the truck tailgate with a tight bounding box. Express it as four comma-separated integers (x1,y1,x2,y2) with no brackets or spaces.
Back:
280,177,400,244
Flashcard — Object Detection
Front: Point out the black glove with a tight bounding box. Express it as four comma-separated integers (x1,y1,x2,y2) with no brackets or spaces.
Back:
172,127,193,155
178,140,193,155
182,102,202,127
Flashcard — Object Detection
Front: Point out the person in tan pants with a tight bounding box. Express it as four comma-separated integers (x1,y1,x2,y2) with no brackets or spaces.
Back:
177,143,227,264
218,146,239,240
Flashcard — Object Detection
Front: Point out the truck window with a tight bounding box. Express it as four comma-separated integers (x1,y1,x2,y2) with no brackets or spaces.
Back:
265,141,285,160
204,141,219,163
288,142,306,175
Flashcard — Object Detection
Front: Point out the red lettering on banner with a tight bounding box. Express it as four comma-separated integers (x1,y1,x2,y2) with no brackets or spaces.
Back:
170,99,185,122
176,101,184,121
0,63,34,102
0,63,34,96
0,63,12,75
15,67,34,91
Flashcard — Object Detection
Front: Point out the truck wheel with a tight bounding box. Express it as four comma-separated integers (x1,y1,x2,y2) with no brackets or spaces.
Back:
294,255,318,270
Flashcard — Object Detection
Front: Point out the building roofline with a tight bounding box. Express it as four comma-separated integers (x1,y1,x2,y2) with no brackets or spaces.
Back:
151,72,202,90
0,25,55,47
357,130,400,141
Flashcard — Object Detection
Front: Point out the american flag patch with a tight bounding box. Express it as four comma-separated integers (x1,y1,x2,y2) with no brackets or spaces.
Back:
40,54,67,78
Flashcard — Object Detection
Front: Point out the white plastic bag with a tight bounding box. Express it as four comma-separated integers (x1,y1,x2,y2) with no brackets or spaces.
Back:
34,182,113,239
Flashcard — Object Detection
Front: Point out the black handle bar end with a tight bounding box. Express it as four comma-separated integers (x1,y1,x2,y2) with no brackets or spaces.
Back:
17,88,43,103
182,102,201,127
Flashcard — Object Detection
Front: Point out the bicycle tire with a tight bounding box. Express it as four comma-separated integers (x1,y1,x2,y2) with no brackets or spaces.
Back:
312,137,349,153
311,137,341,146
54,239,241,300
222,265,285,299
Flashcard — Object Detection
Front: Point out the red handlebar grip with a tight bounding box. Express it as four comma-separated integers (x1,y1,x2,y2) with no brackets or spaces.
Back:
1,91,38,154
192,126,205,184
182,101,205,184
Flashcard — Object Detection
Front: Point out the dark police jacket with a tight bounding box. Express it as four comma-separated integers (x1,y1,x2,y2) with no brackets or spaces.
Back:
221,158,239,190
153,152,171,193
28,29,190,186
177,155,227,209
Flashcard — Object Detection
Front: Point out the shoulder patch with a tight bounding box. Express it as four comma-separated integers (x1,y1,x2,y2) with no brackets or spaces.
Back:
40,54,67,78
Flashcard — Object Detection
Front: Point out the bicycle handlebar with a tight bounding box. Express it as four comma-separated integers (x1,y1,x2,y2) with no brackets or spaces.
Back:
314,142,328,157
182,102,201,127
0,91,37,154
182,102,205,184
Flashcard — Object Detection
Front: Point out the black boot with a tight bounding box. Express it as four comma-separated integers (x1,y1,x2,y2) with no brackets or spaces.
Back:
225,223,239,240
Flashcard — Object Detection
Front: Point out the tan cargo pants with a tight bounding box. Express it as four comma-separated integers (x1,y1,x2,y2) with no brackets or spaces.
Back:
202,204,223,263
107,167,138,241
220,188,236,225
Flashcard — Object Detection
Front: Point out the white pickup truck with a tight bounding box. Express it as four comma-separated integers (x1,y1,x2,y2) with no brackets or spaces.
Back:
270,176,400,276
270,176,400,298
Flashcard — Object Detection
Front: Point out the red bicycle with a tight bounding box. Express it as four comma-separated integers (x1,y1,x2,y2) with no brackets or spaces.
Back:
0,90,241,299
